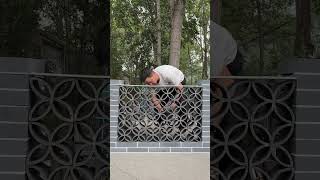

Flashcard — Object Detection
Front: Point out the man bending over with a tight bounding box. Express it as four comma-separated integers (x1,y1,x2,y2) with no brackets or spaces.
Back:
141,65,186,112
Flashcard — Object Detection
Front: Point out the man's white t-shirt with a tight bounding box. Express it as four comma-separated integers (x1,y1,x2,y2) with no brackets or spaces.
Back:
153,65,184,85
210,21,238,77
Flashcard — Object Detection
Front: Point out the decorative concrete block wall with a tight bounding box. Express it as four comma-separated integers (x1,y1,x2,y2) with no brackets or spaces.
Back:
0,58,46,180
278,58,320,180
110,79,210,153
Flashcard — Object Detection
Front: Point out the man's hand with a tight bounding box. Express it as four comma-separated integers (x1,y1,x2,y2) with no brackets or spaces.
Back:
156,104,164,112
212,66,234,127
170,102,177,110
151,91,164,112
218,66,234,87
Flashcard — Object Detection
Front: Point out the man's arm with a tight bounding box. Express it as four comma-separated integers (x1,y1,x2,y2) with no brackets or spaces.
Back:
213,66,233,126
215,66,234,87
151,91,163,112
170,83,183,109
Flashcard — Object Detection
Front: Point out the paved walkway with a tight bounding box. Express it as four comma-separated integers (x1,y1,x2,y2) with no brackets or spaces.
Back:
110,153,210,180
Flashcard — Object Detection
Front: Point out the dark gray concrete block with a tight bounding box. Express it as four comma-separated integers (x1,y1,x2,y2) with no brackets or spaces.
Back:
0,140,27,155
0,157,25,171
278,58,320,74
0,90,29,106
0,124,28,138
295,172,320,180
0,174,26,180
295,156,320,171
295,73,320,89
0,106,29,122
0,57,46,73
296,106,320,122
296,90,320,106
296,140,320,155
0,74,28,89
296,124,320,139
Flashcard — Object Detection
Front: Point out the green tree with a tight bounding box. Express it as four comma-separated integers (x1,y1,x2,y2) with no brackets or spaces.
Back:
218,0,296,75
111,0,209,84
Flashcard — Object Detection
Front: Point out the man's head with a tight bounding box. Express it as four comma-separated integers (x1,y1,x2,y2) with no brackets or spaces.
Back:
141,67,160,85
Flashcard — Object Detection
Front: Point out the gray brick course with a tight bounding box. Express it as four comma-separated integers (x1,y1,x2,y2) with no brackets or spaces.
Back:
110,80,124,84
110,131,117,137
203,100,210,106
192,148,210,152
110,110,119,116
110,137,117,142
202,131,210,137
138,142,160,147
202,136,210,142
110,100,119,106
111,148,127,152
202,121,210,126
127,148,148,152
160,142,181,147
202,126,210,132
110,121,118,127
117,142,138,147
171,148,192,152
110,96,119,101
181,142,202,147
110,126,117,132
149,148,170,152
202,143,210,148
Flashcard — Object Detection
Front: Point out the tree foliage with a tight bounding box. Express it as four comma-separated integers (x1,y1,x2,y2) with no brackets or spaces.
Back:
217,0,320,75
0,0,109,75
218,0,296,75
111,0,210,84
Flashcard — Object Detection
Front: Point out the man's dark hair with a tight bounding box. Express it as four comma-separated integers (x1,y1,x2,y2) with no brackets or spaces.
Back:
140,67,154,83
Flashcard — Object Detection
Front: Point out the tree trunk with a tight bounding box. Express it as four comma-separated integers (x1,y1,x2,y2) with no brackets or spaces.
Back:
64,0,71,73
256,0,264,74
211,0,221,23
202,34,208,79
169,0,185,68
156,0,162,65
153,42,157,64
202,0,208,79
169,0,174,16
295,0,313,57
188,45,193,84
